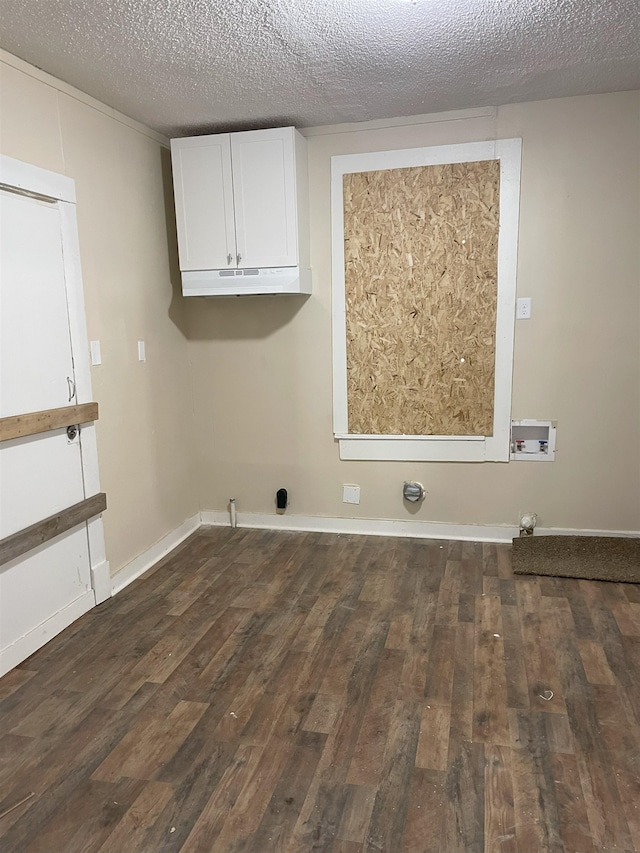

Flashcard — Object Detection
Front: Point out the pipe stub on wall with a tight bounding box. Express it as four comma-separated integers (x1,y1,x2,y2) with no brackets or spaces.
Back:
403,481,425,502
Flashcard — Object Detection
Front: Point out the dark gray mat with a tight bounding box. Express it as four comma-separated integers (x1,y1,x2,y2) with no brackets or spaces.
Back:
512,535,640,583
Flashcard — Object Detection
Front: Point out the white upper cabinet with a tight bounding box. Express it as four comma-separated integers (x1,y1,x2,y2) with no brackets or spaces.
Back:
231,128,298,268
170,126,308,274
171,134,236,271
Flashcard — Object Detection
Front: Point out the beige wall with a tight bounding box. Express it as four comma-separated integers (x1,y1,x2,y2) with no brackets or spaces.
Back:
187,92,640,532
2,48,638,543
0,52,198,573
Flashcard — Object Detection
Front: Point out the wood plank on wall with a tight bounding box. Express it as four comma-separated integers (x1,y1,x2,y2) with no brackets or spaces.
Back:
0,492,107,567
0,402,99,443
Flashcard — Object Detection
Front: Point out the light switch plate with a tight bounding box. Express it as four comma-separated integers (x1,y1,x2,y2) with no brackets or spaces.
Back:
137,340,146,362
89,340,102,365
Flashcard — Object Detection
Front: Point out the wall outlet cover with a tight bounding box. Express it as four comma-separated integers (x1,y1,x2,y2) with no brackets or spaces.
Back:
343,485,360,504
516,297,532,319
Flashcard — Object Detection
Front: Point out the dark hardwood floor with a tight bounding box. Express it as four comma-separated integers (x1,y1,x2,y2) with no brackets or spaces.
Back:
1,527,639,852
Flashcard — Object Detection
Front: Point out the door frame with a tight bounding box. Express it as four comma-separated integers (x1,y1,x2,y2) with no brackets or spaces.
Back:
0,154,110,604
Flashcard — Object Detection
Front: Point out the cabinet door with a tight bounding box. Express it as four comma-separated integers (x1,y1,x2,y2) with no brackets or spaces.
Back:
171,135,236,270
231,128,298,268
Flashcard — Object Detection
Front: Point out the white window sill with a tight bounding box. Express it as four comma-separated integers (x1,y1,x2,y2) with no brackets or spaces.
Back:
337,435,508,462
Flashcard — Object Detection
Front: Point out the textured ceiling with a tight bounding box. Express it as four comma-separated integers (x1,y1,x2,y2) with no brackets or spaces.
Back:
1,0,638,137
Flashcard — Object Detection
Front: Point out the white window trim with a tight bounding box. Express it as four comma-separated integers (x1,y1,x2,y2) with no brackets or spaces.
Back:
331,138,522,462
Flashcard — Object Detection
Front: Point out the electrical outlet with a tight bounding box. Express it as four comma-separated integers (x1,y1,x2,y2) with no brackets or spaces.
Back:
343,485,360,504
516,297,532,319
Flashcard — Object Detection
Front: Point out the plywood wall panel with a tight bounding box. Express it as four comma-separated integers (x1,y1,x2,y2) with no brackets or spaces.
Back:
343,160,500,436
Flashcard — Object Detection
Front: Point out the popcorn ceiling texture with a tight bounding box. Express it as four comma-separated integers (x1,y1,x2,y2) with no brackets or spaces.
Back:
0,0,638,136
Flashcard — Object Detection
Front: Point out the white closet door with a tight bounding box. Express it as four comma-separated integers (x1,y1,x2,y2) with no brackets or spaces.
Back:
0,188,92,671
231,127,298,268
171,134,237,270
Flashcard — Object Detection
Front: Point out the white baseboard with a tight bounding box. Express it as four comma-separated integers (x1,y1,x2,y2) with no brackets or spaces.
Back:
111,513,201,596
199,510,520,543
0,589,94,679
536,526,640,538
200,510,639,544
90,559,111,604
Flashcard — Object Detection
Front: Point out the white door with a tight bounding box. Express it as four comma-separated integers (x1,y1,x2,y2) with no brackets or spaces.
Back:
231,127,298,268
0,182,97,675
171,134,237,270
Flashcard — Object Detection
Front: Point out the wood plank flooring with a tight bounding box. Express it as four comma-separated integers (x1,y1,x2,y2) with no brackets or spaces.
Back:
1,527,640,852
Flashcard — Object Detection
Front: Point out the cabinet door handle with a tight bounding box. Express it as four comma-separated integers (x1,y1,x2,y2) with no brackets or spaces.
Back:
227,253,233,266
237,253,242,266
67,376,76,402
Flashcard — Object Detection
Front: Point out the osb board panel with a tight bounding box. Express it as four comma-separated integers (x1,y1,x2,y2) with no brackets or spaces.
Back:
343,160,500,436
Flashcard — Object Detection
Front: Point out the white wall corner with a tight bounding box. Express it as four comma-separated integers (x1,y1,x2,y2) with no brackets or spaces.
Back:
110,513,201,596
